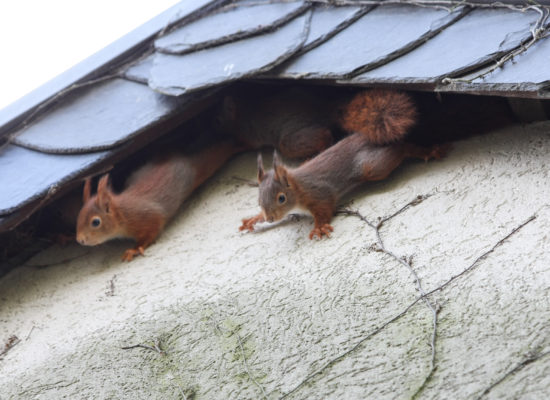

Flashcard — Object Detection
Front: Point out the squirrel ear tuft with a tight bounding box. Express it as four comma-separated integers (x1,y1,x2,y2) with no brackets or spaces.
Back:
97,174,112,213
82,178,91,203
272,151,289,187
272,150,282,170
257,153,265,182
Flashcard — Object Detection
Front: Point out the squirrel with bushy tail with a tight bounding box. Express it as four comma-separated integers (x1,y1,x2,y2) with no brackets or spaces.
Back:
240,89,448,239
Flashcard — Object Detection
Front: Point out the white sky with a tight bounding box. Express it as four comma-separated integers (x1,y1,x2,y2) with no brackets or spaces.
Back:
0,0,180,111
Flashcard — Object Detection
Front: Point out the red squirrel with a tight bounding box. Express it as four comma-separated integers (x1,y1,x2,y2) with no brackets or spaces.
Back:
239,89,448,239
76,140,241,261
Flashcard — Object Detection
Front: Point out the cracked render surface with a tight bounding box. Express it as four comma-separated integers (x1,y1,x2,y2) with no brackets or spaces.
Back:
0,122,549,399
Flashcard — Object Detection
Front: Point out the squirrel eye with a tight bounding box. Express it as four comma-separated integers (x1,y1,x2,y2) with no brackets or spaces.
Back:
278,193,286,204
91,217,101,228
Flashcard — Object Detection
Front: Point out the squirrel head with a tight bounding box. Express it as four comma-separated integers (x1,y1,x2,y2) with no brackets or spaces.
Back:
76,174,122,246
257,151,297,223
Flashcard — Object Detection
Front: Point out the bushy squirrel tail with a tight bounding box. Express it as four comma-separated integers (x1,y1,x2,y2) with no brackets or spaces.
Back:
339,89,417,145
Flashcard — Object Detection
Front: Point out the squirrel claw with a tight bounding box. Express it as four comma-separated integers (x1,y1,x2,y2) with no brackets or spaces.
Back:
121,246,145,262
239,215,264,232
239,219,256,232
309,224,334,240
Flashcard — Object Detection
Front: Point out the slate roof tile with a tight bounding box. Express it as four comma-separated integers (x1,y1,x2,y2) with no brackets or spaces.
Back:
0,145,108,216
154,0,309,54
350,7,541,85
274,5,469,79
299,4,370,52
0,0,222,139
12,78,186,154
148,9,312,95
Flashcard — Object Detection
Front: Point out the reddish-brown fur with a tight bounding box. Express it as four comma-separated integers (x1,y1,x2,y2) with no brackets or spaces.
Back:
216,87,340,159
340,89,417,145
240,90,449,239
77,140,240,261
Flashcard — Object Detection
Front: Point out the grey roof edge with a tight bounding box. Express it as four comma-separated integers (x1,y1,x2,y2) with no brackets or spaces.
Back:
435,81,550,98
315,0,550,6
0,0,228,140
331,77,550,98
155,2,312,55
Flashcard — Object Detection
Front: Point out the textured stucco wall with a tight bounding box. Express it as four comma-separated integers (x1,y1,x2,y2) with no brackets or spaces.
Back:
1,123,549,399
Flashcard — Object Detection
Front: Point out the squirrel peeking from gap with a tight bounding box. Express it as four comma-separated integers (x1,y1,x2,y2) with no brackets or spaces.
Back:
74,87,343,261
76,140,242,261
239,89,449,240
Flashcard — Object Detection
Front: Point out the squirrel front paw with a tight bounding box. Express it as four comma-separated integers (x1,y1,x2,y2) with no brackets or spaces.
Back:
309,224,334,240
239,214,265,232
121,246,145,262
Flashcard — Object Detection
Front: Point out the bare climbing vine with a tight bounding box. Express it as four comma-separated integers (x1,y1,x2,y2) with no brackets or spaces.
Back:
278,195,537,399
121,338,166,356
475,348,550,399
340,195,439,399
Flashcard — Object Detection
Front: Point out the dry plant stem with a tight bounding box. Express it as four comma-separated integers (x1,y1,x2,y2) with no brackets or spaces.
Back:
106,275,117,297
475,349,550,400
121,339,166,355
426,214,536,296
278,300,421,399
279,205,536,399
25,326,36,341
